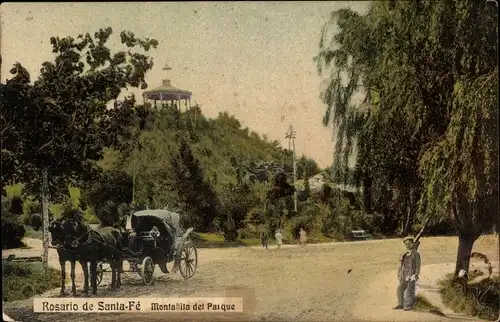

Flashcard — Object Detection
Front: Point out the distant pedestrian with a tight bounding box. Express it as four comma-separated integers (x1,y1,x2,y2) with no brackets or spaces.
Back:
299,227,307,247
260,231,269,249
393,236,421,311
275,229,283,249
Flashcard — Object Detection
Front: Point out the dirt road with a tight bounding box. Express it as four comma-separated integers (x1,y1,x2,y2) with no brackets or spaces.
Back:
3,235,498,322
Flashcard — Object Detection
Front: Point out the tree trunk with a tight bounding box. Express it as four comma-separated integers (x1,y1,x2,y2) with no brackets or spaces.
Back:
224,215,237,242
454,232,479,277
363,178,372,212
403,188,415,236
41,168,50,270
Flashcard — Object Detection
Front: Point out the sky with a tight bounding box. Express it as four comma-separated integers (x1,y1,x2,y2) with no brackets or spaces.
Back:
0,2,368,168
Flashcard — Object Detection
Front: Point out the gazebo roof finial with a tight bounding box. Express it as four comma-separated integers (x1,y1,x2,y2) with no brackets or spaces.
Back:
142,61,192,101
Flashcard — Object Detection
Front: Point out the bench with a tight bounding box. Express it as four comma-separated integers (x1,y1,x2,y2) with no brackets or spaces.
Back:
351,230,368,240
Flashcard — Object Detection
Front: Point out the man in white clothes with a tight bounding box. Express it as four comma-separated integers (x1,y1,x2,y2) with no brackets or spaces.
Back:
275,229,283,249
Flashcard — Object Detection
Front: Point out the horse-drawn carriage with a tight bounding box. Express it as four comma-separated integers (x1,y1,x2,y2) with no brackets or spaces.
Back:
95,209,198,286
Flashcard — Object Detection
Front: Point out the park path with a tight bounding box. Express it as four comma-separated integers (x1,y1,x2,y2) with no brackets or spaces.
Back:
3,235,499,322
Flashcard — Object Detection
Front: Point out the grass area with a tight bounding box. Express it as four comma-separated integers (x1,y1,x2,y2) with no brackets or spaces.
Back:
2,262,60,302
414,295,446,317
193,232,261,248
439,273,500,321
192,232,336,248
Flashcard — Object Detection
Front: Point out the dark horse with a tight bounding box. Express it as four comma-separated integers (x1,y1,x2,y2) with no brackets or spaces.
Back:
49,218,80,296
62,215,125,296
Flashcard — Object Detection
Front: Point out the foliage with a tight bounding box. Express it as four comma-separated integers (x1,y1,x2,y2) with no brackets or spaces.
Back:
315,0,498,273
298,172,312,202
439,275,500,321
0,27,158,201
418,70,498,235
289,201,325,238
113,106,302,234
296,156,320,180
1,196,26,249
28,214,43,231
167,138,219,231
218,182,259,241
82,169,133,226
2,262,60,302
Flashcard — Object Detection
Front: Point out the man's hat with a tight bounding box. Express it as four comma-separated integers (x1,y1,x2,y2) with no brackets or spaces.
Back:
403,236,415,243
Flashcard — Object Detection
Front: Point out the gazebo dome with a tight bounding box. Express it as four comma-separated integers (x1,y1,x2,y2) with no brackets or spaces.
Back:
142,64,192,110
142,79,192,101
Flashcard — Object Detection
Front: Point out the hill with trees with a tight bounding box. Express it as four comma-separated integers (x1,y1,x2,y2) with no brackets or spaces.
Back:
0,27,325,246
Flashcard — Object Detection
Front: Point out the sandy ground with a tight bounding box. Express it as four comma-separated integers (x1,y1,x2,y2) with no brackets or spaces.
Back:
3,235,499,322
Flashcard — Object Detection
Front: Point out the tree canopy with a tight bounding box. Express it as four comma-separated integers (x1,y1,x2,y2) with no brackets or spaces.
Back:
0,27,158,201
315,0,498,274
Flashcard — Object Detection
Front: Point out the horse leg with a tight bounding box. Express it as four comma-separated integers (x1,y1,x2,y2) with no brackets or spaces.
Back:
116,257,122,289
59,259,67,296
70,260,77,296
114,257,122,289
80,260,89,296
90,260,98,295
110,260,117,290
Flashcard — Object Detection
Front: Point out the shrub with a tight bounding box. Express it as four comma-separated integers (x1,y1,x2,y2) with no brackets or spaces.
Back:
2,214,26,249
237,225,260,239
1,197,26,249
245,207,266,226
412,223,424,235
23,211,54,231
2,262,60,302
439,274,500,321
22,197,41,216
83,207,100,224
323,198,352,240
29,213,43,231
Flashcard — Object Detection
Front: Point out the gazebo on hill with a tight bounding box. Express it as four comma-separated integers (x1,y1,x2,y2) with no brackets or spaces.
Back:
142,64,192,111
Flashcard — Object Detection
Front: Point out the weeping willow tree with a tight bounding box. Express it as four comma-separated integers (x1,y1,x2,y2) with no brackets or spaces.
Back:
316,0,497,276
419,71,498,275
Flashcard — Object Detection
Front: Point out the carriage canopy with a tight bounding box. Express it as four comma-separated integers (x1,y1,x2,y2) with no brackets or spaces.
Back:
130,210,181,238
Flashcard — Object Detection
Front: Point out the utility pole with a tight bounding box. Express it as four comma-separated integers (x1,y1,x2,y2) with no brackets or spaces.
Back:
285,125,298,212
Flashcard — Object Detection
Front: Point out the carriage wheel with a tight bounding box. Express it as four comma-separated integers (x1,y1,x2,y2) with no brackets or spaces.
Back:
179,242,198,280
140,256,155,285
96,263,104,286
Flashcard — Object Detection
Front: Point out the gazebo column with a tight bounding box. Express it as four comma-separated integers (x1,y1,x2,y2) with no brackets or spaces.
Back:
141,66,192,114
